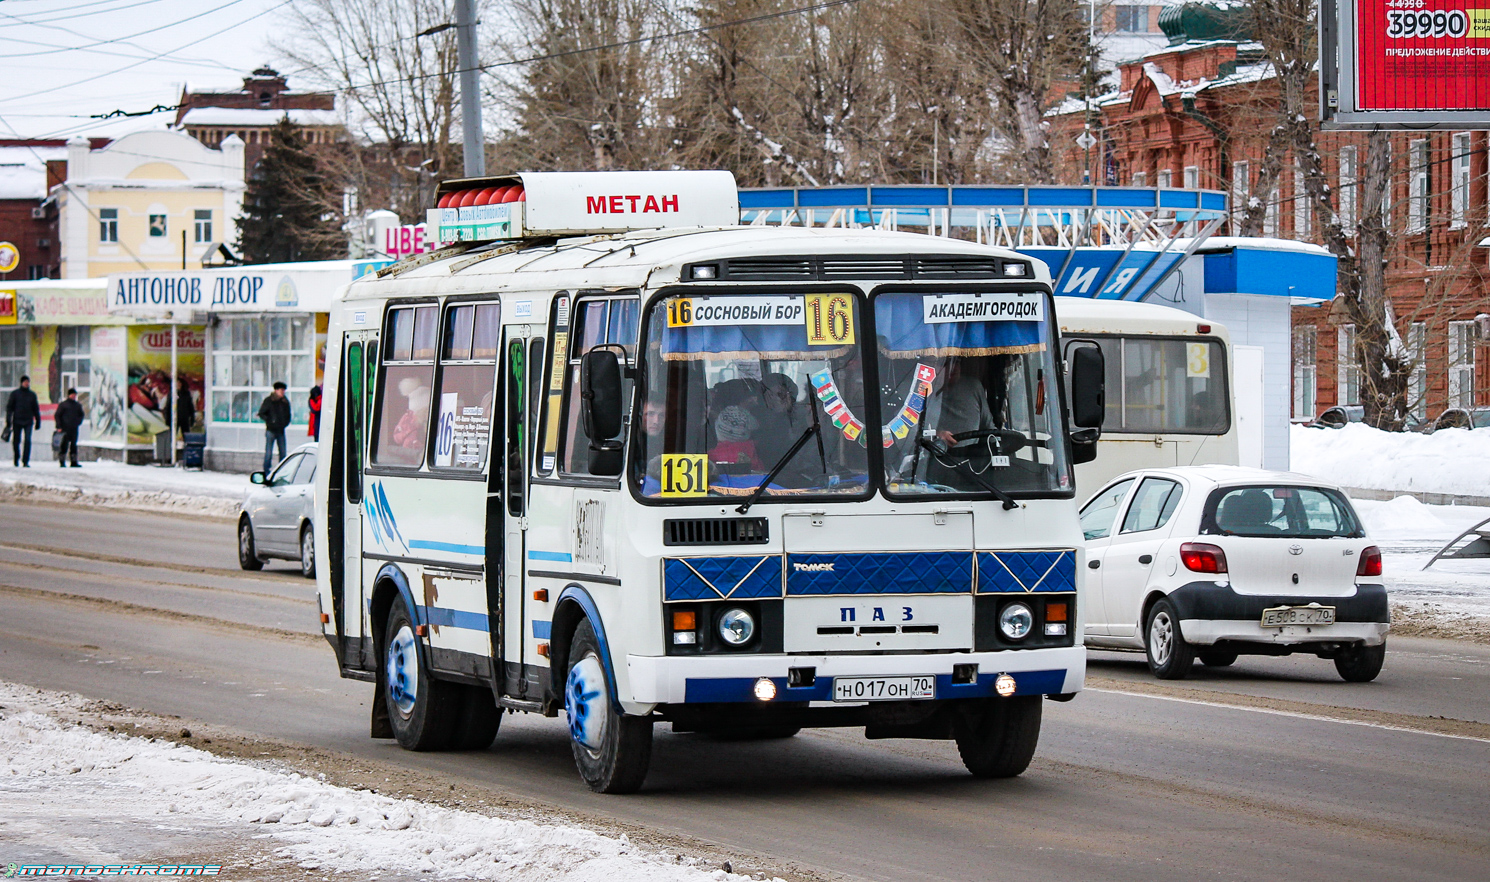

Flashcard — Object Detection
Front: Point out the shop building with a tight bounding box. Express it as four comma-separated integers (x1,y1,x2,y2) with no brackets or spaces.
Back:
108,259,383,471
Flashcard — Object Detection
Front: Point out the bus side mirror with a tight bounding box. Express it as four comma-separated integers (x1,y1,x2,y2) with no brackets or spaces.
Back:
1067,342,1105,464
581,347,624,475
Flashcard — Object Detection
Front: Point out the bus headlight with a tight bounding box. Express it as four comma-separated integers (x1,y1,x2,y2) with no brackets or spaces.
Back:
718,608,755,646
999,602,1033,641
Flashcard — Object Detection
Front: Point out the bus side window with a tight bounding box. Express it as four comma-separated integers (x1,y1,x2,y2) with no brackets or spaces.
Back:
372,305,437,468
559,297,638,476
430,302,499,470
534,294,570,475
345,341,364,502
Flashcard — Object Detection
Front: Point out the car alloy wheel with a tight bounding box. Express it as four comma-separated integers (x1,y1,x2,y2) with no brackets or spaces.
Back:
300,527,315,578
1149,611,1175,665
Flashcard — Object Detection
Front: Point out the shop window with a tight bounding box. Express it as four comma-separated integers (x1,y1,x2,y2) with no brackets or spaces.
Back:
99,209,118,243
372,305,437,467
57,326,92,406
194,210,213,244
210,315,316,426
560,297,638,475
431,303,499,470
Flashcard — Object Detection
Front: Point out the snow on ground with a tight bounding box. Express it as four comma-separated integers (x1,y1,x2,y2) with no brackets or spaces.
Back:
0,681,765,882
1290,422,1490,498
1353,496,1490,635
0,460,250,518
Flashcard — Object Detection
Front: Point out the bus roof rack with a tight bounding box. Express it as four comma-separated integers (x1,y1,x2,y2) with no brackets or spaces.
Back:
427,170,739,245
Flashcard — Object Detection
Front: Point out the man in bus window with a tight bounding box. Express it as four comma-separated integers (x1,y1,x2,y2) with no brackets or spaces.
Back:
927,359,995,448
754,373,808,465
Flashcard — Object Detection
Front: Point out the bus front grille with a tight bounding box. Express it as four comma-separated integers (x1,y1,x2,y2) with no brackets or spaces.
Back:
663,517,770,546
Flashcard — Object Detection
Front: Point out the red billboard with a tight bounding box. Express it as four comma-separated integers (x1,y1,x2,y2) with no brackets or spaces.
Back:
1356,0,1490,111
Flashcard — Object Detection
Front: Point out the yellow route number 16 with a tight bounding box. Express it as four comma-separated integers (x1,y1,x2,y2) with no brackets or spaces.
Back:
805,293,855,345
659,453,709,497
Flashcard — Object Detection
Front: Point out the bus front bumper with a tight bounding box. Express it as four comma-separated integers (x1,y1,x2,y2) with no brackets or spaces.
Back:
626,645,1086,704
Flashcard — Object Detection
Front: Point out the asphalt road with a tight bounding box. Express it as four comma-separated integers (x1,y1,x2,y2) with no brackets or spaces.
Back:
1,502,1486,882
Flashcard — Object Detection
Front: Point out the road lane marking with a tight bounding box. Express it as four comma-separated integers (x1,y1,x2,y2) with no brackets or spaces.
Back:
1088,687,1490,744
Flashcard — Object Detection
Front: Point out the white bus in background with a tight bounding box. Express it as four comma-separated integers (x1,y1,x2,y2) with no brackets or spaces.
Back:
313,170,1110,793
1056,298,1238,499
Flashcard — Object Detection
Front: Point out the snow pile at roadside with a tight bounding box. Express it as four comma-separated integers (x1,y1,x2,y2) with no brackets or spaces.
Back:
0,683,764,881
1352,497,1490,641
0,461,248,518
1290,422,1490,497
1355,495,1452,538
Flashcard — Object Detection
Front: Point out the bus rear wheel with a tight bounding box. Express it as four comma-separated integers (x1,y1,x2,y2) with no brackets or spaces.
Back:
954,696,1042,778
564,619,652,793
383,599,460,751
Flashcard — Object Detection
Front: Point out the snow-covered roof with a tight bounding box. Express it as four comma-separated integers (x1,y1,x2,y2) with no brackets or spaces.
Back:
177,108,342,128
1182,236,1334,257
0,146,66,200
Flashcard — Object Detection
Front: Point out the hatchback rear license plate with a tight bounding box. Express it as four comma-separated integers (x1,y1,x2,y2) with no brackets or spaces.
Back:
832,676,935,702
1261,605,1336,627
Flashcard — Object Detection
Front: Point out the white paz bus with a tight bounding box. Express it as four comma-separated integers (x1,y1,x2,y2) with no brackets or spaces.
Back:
313,171,1107,792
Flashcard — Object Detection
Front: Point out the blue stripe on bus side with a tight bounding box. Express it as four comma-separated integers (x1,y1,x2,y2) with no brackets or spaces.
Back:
418,606,489,631
408,539,485,555
528,550,573,562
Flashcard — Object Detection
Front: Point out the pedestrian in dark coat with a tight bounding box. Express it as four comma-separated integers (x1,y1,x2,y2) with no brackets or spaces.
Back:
257,382,292,474
175,378,195,436
54,388,85,468
5,375,42,467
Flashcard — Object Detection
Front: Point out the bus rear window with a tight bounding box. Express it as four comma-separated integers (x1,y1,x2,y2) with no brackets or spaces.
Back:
1095,337,1228,434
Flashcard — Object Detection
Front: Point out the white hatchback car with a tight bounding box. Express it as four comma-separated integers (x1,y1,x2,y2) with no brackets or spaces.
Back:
239,442,318,577
1079,466,1388,681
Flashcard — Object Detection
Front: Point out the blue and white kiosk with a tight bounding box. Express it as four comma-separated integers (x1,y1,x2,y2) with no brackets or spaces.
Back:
739,185,1337,471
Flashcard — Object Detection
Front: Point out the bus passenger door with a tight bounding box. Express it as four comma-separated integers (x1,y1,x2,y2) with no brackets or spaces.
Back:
338,333,375,668
501,328,536,698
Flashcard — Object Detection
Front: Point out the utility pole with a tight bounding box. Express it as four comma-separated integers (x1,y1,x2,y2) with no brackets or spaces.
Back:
456,0,485,177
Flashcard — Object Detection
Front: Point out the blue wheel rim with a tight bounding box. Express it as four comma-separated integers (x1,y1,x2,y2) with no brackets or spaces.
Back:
386,624,419,718
565,654,608,752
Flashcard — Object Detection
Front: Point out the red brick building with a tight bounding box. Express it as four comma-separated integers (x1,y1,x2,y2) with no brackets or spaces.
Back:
174,68,340,170
0,138,106,282
1053,11,1490,423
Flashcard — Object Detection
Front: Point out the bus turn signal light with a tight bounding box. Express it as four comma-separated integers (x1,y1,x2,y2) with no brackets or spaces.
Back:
532,589,548,602
672,610,696,631
1180,542,1228,574
1045,601,1068,623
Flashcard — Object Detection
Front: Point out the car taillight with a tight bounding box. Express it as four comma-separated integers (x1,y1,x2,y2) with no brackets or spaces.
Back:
1357,545,1383,577
1180,542,1228,574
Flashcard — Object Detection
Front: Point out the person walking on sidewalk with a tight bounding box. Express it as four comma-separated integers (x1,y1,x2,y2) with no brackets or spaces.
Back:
6,375,42,467
175,378,195,436
258,381,292,474
54,388,84,468
306,384,322,441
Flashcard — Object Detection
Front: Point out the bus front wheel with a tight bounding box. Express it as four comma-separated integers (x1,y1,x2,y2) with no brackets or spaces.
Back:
954,695,1042,778
383,599,460,751
564,619,652,793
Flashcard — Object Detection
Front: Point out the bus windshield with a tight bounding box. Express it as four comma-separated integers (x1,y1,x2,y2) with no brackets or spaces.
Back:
631,288,1072,502
633,292,871,499
875,291,1068,497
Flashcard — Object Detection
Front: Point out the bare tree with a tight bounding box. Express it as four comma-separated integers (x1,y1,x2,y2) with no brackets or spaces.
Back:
274,0,467,219
946,0,1089,184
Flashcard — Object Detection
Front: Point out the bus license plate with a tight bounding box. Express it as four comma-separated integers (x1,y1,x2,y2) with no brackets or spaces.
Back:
832,676,935,702
1261,605,1336,627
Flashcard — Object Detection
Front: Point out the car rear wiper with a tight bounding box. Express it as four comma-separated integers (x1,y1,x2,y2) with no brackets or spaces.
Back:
917,436,1019,510
736,423,821,515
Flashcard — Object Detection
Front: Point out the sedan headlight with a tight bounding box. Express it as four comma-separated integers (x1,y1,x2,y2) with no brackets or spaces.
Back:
999,602,1033,641
718,608,756,646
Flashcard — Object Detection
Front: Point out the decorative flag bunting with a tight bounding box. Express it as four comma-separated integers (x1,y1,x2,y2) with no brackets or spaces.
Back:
811,364,936,447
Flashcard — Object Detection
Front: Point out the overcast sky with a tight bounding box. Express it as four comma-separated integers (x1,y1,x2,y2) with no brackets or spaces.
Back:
0,0,305,142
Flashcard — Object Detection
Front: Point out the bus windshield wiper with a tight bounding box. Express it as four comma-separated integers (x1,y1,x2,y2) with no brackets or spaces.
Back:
917,437,1019,511
736,423,820,515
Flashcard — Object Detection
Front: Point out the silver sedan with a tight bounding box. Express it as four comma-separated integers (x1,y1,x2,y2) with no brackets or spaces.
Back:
238,442,318,577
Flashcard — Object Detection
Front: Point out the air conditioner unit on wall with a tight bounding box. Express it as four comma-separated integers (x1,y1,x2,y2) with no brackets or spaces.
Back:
36,239,50,248
30,207,45,219
1475,313,1490,341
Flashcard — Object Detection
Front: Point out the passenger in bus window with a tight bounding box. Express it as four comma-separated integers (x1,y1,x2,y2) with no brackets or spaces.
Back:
1187,390,1225,431
392,378,431,450
710,404,762,470
754,373,808,465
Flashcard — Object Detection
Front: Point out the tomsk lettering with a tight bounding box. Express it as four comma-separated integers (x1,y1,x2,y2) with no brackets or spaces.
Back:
586,194,680,214
112,275,267,307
